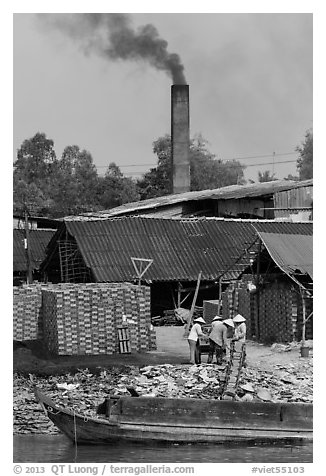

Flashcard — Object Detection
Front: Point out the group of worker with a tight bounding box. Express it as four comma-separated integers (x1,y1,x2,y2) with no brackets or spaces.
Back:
187,313,246,365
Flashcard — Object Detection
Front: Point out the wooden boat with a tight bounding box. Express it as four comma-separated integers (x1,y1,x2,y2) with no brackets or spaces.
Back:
34,387,312,445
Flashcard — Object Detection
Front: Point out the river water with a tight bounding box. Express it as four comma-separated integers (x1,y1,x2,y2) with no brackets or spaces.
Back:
13,435,312,463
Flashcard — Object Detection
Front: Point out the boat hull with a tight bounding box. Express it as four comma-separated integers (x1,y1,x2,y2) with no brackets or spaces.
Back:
35,388,313,445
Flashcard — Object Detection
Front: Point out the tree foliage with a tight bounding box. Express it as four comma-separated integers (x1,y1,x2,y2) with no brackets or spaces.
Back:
296,129,313,180
98,163,140,209
13,131,247,218
137,134,245,199
258,170,277,183
14,132,57,184
136,135,172,199
13,178,50,216
13,133,140,218
14,133,59,215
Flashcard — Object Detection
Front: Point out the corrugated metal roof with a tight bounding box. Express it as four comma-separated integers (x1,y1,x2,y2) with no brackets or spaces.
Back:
252,221,312,235
57,217,312,283
255,231,313,280
65,179,313,221
13,229,56,272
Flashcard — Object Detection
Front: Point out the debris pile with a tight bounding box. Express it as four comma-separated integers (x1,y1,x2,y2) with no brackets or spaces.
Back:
13,358,313,435
129,364,221,399
238,360,313,403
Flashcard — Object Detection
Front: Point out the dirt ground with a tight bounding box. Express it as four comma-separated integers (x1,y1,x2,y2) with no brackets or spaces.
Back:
13,326,313,376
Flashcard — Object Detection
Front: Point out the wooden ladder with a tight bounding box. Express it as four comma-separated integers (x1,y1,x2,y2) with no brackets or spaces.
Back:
221,341,246,399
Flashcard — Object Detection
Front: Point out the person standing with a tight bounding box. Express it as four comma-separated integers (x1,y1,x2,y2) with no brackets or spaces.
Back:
233,314,247,342
187,317,206,364
207,315,223,364
207,317,234,365
232,314,247,366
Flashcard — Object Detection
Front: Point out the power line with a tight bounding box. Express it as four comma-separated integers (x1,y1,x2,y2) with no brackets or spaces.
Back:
245,159,296,168
231,152,297,161
95,151,298,169
96,163,157,168
104,160,298,177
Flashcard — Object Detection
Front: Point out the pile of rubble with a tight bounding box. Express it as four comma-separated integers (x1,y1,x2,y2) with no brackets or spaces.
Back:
13,358,313,435
239,360,313,404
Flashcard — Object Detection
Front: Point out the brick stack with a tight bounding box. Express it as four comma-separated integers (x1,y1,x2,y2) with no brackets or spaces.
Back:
221,277,311,343
41,283,152,356
257,282,293,343
203,300,220,324
13,284,44,341
222,276,254,336
13,282,154,354
149,326,157,350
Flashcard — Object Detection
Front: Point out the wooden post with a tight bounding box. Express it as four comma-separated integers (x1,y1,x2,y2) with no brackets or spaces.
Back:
299,288,312,358
301,287,306,347
177,282,182,308
255,238,262,339
65,229,69,282
24,209,33,284
171,286,177,309
183,271,202,338
217,278,222,316
58,242,64,282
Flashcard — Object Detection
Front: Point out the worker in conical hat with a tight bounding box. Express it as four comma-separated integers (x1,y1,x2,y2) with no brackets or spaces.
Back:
187,317,206,364
207,318,234,365
212,315,223,321
232,314,247,342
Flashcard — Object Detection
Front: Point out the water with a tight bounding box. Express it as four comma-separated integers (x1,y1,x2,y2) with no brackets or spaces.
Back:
13,435,313,463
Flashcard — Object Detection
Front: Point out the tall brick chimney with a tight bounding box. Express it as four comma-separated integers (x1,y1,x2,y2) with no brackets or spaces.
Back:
171,84,190,194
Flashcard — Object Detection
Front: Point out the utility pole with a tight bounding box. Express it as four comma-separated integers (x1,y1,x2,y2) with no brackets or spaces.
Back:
24,208,33,284
272,151,275,177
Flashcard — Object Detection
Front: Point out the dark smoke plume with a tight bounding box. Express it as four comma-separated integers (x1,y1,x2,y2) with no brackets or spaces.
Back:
38,13,186,84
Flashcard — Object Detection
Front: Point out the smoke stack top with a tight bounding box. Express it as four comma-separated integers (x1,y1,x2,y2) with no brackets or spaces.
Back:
38,13,186,84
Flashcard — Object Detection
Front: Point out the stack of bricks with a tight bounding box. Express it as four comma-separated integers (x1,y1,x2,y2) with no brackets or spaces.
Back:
203,300,220,324
41,282,153,356
257,281,293,343
13,282,154,354
42,284,116,355
13,284,45,341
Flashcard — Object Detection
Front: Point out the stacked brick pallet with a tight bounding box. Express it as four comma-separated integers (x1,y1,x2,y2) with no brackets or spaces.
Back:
42,285,112,355
41,283,153,356
13,282,154,355
222,279,251,320
257,282,293,343
13,284,44,341
203,300,220,324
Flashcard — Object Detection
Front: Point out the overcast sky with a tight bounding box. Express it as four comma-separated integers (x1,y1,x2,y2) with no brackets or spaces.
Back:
13,12,312,182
